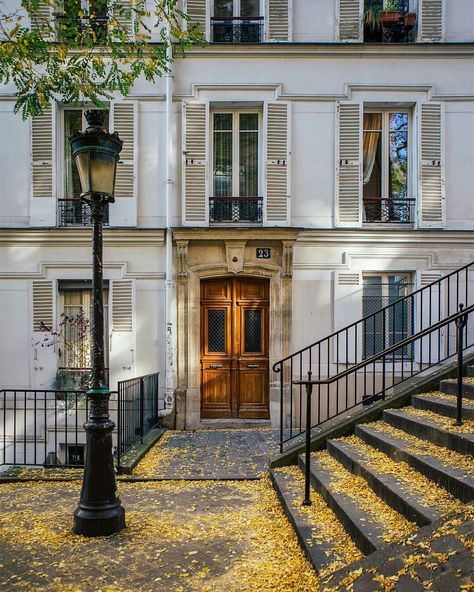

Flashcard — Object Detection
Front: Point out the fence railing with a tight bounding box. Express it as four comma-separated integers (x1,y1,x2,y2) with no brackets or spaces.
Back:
0,372,160,472
116,373,161,471
58,199,109,227
211,16,264,43
363,197,415,224
274,261,474,452
209,196,263,223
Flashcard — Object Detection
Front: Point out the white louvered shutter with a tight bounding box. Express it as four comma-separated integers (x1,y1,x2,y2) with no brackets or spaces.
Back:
29,1,54,38
419,0,443,42
112,280,134,332
111,101,136,200
32,280,55,332
186,0,207,35
336,102,362,227
418,102,445,228
265,102,290,225
182,102,208,225
267,0,290,42
111,0,135,39
32,104,55,199
338,0,362,42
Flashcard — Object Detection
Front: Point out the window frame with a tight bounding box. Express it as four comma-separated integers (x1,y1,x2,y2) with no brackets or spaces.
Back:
362,271,414,360
210,108,263,200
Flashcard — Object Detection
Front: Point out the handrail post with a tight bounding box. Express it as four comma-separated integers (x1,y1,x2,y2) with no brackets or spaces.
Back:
303,371,313,506
139,377,144,443
116,381,122,473
455,304,467,426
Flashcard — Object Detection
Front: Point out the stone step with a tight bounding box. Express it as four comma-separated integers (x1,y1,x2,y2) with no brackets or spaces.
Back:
466,366,474,378
297,452,416,555
383,408,474,455
270,467,363,576
326,438,443,526
412,393,474,421
356,423,474,503
440,379,474,400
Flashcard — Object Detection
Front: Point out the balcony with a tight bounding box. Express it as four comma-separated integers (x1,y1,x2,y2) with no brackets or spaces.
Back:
211,16,264,43
363,197,415,224
209,197,263,224
58,199,109,227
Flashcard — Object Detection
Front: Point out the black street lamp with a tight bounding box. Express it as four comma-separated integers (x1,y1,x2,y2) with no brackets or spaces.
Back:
69,110,125,537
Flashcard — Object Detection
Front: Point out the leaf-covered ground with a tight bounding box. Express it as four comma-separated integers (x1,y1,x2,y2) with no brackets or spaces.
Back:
0,477,319,592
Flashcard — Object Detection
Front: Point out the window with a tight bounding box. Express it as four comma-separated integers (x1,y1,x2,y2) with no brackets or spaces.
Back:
56,0,108,41
363,110,413,223
363,0,415,43
363,273,413,359
58,286,109,374
210,111,262,223
60,108,109,226
68,445,85,466
212,0,263,43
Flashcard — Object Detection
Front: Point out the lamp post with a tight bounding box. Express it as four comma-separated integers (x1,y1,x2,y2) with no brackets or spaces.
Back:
70,110,125,536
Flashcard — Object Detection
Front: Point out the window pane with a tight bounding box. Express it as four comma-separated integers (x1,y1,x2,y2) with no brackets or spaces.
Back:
241,0,260,17
389,113,408,199
89,0,108,17
214,0,233,16
363,276,383,358
213,114,233,197
363,113,382,217
64,110,83,200
239,114,258,197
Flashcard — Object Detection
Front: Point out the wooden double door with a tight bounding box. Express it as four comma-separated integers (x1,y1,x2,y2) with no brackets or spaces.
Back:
200,277,270,419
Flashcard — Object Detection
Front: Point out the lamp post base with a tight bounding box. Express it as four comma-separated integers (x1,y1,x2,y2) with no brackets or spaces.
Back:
73,504,125,537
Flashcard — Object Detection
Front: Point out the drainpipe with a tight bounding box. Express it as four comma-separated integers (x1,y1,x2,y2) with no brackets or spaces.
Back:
159,16,176,418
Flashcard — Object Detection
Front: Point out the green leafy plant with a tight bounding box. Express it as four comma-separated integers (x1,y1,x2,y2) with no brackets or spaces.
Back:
0,0,205,119
384,0,400,12
364,3,383,32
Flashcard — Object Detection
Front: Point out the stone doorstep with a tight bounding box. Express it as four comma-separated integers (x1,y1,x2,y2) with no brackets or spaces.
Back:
440,379,474,399
412,393,474,421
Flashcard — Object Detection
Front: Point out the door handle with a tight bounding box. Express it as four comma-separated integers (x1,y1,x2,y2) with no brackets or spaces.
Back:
247,364,260,368
209,364,223,369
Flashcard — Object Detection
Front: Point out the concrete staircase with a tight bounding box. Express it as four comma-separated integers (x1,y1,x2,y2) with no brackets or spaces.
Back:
271,370,474,582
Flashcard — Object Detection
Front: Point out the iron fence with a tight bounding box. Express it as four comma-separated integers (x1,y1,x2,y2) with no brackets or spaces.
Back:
363,197,415,224
211,16,264,43
0,372,160,472
274,262,474,452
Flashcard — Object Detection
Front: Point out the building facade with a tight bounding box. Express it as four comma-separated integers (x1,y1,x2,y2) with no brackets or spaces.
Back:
1,0,474,435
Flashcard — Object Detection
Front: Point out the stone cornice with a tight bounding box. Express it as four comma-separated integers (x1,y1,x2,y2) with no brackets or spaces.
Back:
296,229,474,247
180,42,474,60
172,227,300,242
0,228,166,247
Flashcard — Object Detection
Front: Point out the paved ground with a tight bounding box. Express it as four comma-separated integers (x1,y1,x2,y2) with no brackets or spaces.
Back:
0,478,318,592
133,428,280,479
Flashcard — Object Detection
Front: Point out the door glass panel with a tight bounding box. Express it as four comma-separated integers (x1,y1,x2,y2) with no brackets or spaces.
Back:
208,309,226,352
213,113,233,198
389,112,408,199
214,0,233,16
239,113,258,198
244,309,261,353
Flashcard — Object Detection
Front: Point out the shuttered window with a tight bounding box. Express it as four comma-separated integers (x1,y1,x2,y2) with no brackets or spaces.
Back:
418,102,445,227
265,102,289,224
183,102,208,225
29,1,54,38
419,0,443,42
111,102,136,200
336,102,362,227
338,0,362,42
32,281,55,332
112,280,133,332
267,0,290,41
32,105,55,199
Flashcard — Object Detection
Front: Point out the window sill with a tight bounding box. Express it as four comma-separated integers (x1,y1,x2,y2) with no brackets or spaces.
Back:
362,223,415,229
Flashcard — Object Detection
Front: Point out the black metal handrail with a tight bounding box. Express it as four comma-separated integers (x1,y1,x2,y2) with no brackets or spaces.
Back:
211,16,263,43
363,197,415,224
274,261,474,452
0,372,161,471
210,196,263,223
295,303,473,505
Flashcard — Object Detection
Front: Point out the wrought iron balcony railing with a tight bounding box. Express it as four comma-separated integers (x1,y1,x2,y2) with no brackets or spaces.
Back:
363,197,415,224
211,16,264,43
58,199,109,227
209,196,263,224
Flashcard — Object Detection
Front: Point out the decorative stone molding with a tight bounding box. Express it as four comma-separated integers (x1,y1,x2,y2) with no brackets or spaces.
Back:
282,241,294,278
225,240,247,275
176,240,189,279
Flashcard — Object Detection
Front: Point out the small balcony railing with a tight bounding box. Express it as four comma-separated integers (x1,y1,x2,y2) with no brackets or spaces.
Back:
58,199,109,227
363,197,415,224
211,16,264,43
209,196,263,224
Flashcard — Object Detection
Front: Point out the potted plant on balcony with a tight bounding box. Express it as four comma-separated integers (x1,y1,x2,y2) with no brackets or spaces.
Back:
380,0,401,27
404,11,417,28
364,3,383,33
